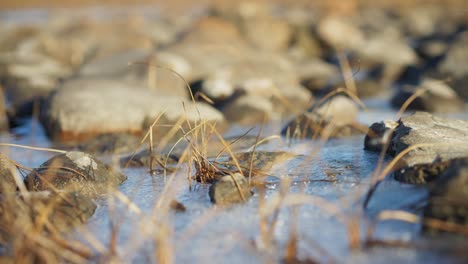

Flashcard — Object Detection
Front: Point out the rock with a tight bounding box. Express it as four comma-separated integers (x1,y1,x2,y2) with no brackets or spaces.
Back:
169,199,186,212
77,49,150,79
370,112,468,167
288,25,322,60
201,68,235,100
391,112,468,166
364,120,398,152
391,79,464,113
30,192,97,230
24,151,127,197
201,52,303,99
401,7,440,38
423,158,468,233
243,16,293,52
146,52,191,98
40,78,225,142
296,59,338,93
357,32,418,84
282,95,364,139
222,95,277,125
355,79,387,98
438,32,468,100
394,158,454,184
208,173,253,206
417,40,448,61
77,50,189,98
164,17,247,82
317,16,365,51
1,53,73,117
195,151,296,183
200,54,312,119
359,33,417,67
0,25,39,53
0,153,18,194
0,191,96,241
77,133,141,155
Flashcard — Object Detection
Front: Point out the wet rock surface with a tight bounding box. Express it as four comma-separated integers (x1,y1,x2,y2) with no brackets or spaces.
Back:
423,158,468,233
24,151,127,197
364,120,398,152
390,112,468,166
208,173,253,205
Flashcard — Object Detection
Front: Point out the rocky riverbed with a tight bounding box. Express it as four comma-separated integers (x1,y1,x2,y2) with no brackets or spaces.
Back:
0,2,467,263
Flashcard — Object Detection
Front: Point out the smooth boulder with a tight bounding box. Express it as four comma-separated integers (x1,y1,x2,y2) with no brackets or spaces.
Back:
40,78,225,142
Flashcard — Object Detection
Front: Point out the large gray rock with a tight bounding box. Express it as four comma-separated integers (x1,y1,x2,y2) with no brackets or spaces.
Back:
367,112,468,167
391,79,464,113
209,173,253,206
24,151,126,197
40,78,225,142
